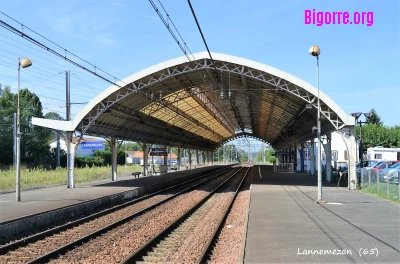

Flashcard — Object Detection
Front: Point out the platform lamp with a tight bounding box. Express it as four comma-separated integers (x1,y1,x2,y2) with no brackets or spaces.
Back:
350,112,371,170
16,58,32,202
309,45,323,203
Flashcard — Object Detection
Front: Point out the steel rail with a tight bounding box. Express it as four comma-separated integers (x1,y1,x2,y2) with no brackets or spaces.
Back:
120,166,247,264
197,166,251,264
0,166,231,255
25,166,236,264
0,167,230,258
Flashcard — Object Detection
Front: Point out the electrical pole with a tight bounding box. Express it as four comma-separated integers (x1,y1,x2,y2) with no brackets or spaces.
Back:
57,133,60,167
13,113,16,166
66,70,74,188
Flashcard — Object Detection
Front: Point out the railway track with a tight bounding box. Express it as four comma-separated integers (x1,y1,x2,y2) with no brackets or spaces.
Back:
0,166,235,264
121,165,251,264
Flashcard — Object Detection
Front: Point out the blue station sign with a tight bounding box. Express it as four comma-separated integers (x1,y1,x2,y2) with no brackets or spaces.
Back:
81,141,104,149
272,151,294,156
151,147,164,152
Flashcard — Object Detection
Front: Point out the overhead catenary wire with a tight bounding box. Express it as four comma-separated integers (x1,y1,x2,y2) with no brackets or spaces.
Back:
187,0,244,131
0,18,122,89
155,0,196,61
0,50,69,79
5,85,66,102
0,73,95,99
0,14,162,124
71,72,103,94
1,31,126,81
0,40,75,74
0,61,66,86
0,15,159,111
0,11,123,82
148,0,237,131
1,10,237,137
148,0,194,62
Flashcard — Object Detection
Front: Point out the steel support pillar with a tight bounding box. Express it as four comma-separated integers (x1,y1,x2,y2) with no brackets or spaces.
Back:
196,150,199,167
177,147,181,171
164,146,168,165
188,150,192,169
13,113,16,167
66,131,75,188
262,142,265,163
286,149,289,163
342,127,357,190
299,144,305,172
223,145,226,164
169,147,172,168
56,133,60,167
111,138,118,181
309,141,315,176
293,144,297,172
143,143,148,176
323,133,332,182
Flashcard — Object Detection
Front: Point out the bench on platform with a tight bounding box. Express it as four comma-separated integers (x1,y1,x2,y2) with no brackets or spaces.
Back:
132,172,141,178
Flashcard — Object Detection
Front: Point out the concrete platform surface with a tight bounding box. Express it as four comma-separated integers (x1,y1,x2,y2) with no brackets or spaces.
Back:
244,165,400,264
0,166,222,223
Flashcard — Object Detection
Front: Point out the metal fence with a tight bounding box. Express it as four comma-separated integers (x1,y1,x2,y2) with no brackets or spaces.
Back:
359,168,400,201
274,163,294,173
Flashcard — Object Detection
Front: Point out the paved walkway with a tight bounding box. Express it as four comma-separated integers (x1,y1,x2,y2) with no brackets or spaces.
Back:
244,165,400,264
0,166,220,223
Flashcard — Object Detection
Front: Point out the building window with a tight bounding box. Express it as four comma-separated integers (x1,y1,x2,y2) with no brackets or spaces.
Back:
344,150,348,160
332,150,338,161
374,154,382,159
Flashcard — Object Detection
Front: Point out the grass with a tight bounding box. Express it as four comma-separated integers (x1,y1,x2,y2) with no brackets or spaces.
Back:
0,165,141,192
360,182,400,203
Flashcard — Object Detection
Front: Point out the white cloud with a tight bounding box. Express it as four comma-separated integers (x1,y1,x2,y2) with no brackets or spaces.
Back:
140,14,159,20
95,34,116,46
40,7,116,46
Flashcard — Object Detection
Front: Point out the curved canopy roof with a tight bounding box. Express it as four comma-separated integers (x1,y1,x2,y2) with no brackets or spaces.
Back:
33,52,354,151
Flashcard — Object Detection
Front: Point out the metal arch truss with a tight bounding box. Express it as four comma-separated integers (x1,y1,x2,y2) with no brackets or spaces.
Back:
216,132,272,150
78,58,346,144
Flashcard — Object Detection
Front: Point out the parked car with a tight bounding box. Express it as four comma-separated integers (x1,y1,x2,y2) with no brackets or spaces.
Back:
359,160,398,182
378,162,400,182
357,160,381,173
356,160,380,170
388,169,400,184
371,160,400,172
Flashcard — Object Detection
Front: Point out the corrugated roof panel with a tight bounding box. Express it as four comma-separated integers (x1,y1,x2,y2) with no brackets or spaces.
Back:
141,89,234,143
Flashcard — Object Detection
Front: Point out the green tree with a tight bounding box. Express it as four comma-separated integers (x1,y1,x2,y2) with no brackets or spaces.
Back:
0,86,53,167
266,148,277,163
19,89,53,166
45,112,65,121
125,142,142,151
0,86,16,165
237,149,248,162
357,124,400,150
367,108,383,125
44,112,66,168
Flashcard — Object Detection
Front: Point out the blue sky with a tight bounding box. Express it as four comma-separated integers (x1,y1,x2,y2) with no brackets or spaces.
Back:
0,0,399,127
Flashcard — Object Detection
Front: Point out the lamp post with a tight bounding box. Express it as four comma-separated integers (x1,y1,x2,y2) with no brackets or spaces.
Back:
16,58,32,202
350,112,371,169
309,45,322,203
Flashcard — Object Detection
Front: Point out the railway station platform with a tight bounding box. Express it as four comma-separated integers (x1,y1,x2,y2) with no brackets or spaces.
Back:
0,165,224,223
244,165,400,263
